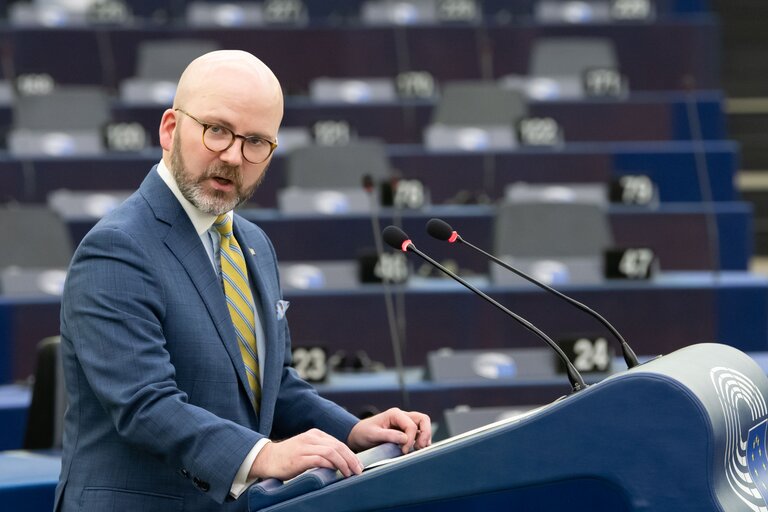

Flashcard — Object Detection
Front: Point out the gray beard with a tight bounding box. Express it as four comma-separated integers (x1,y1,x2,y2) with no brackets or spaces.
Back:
169,138,263,215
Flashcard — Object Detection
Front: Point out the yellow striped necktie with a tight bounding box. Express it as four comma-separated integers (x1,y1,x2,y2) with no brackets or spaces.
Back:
214,214,261,412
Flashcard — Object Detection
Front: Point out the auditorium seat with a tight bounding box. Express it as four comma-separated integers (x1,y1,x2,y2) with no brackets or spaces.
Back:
492,200,613,284
533,0,660,24
22,336,65,450
119,39,220,105
488,20,719,91
309,77,398,104
501,36,627,101
185,2,265,27
424,81,528,150
9,0,130,27
534,0,615,24
285,140,391,188
0,204,72,297
0,205,73,270
47,189,132,221
504,182,610,206
281,140,391,213
360,0,482,25
8,85,111,157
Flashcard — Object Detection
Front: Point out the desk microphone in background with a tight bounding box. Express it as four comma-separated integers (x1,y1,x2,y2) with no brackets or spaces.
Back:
382,225,587,393
362,175,409,409
424,218,640,369
682,75,721,275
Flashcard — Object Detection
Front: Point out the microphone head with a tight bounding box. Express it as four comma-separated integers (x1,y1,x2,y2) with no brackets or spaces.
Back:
426,218,455,241
426,218,460,243
382,225,412,252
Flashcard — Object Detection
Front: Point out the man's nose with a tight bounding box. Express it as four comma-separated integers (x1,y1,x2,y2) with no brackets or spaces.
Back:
218,138,244,165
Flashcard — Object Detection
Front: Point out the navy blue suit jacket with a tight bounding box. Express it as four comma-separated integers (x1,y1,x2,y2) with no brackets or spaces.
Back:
55,168,358,511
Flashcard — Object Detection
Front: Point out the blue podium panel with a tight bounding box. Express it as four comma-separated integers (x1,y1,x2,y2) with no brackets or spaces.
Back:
251,344,768,512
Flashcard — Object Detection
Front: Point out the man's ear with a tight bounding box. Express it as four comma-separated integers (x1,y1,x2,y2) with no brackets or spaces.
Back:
159,109,177,151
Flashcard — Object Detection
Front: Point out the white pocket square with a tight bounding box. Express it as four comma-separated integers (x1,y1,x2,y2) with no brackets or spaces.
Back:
276,300,290,320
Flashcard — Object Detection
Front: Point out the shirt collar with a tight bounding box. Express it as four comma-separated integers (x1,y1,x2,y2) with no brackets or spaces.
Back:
156,159,231,236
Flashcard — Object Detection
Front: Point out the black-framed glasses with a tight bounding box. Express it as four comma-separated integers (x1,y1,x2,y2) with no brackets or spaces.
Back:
174,108,278,164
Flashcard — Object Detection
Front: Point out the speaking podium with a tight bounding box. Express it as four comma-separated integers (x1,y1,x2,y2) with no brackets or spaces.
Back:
248,343,768,511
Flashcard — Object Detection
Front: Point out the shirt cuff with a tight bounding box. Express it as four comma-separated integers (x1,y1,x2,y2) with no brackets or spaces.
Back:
230,438,271,498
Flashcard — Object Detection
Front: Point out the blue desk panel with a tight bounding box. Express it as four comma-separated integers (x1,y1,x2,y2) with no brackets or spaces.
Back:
237,203,753,271
0,451,60,512
6,20,719,93
3,272,764,385
280,273,768,368
109,91,726,147
0,297,60,384
86,0,715,24
0,385,30,451
391,140,739,205
0,141,738,206
60,202,753,272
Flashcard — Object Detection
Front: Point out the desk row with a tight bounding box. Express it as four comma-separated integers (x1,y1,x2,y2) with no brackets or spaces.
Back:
45,202,753,273
3,19,719,93
106,91,727,147
0,141,741,205
2,271,767,384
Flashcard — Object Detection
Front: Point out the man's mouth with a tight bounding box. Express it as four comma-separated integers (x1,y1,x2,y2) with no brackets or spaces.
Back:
209,176,236,192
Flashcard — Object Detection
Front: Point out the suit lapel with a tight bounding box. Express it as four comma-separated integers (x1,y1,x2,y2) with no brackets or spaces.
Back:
140,169,256,410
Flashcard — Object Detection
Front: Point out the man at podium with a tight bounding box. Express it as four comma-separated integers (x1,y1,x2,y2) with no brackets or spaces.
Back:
54,50,431,512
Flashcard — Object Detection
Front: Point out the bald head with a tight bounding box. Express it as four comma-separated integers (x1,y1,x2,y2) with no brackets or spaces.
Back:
158,50,284,213
173,50,283,115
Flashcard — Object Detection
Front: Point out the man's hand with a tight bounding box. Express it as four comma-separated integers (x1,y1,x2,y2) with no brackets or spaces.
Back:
348,407,432,454
249,428,363,481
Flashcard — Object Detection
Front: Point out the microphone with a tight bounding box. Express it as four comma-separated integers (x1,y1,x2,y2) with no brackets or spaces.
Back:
425,218,640,368
682,76,721,272
382,225,587,393
362,175,410,409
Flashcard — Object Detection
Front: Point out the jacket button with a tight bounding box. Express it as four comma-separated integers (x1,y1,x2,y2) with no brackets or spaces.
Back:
193,477,210,492
180,469,190,479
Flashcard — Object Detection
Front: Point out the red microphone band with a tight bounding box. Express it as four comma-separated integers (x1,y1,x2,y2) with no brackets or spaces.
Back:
401,240,412,252
448,231,459,243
